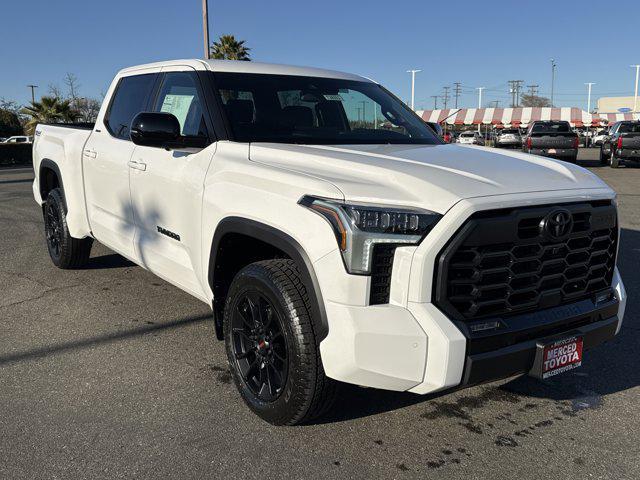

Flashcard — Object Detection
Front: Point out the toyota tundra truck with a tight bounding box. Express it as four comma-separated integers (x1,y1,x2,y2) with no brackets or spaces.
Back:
522,120,579,162
32,59,626,425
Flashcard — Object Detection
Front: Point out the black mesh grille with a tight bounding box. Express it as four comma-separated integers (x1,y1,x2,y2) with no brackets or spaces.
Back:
369,244,398,305
435,202,617,321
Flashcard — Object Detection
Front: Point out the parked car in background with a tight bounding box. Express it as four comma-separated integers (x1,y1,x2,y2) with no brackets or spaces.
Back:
599,121,640,168
442,130,456,143
522,121,579,162
3,136,32,143
457,131,484,145
425,121,443,138
495,128,522,148
592,128,609,147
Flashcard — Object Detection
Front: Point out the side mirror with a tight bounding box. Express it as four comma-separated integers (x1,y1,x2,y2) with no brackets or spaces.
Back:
130,112,180,148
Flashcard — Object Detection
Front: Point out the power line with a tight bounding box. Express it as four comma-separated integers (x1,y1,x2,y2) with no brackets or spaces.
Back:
453,82,462,108
442,86,450,109
26,84,38,104
508,80,524,107
526,84,539,97
430,95,439,109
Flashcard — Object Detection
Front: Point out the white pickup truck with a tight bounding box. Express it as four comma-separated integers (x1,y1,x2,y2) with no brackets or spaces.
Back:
33,59,626,425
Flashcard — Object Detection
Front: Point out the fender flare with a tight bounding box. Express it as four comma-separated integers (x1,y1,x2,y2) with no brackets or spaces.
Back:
208,217,329,341
39,159,66,208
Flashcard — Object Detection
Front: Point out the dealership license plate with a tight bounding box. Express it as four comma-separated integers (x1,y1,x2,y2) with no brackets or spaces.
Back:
548,148,557,154
541,336,583,379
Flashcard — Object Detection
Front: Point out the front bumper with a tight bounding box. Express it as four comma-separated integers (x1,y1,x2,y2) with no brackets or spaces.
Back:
316,189,625,395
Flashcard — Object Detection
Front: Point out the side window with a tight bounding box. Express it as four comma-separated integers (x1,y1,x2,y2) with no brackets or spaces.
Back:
153,72,208,137
105,74,156,140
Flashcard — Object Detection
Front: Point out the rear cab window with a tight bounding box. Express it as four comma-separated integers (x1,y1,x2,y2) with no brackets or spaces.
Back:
105,73,157,140
531,122,571,134
618,123,640,133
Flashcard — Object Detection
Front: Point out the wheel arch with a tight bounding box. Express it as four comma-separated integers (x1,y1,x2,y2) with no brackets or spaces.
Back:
39,159,66,208
208,217,329,342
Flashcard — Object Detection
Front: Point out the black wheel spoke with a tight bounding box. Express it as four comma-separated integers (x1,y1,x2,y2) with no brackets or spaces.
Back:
229,289,288,403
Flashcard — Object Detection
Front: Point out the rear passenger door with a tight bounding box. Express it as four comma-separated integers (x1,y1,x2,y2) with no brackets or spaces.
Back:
83,72,159,259
129,67,215,299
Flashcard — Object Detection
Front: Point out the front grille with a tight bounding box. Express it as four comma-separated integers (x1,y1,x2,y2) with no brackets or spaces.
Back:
369,244,398,305
435,201,617,321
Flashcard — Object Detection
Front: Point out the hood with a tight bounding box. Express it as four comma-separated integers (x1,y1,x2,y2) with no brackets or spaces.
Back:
249,143,609,213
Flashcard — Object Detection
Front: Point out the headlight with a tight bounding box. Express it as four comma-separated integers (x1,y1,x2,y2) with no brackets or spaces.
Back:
299,195,441,274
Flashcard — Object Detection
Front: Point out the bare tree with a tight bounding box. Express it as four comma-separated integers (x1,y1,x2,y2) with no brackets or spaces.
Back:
64,73,81,101
48,83,64,99
73,97,101,123
521,94,552,108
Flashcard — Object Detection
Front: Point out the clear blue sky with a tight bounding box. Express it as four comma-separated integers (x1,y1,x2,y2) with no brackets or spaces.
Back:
2,0,639,110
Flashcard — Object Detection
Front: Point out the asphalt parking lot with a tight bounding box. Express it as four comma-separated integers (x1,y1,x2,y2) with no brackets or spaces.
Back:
1,148,638,480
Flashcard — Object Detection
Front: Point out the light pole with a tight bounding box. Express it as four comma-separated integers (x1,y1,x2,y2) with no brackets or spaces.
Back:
584,82,595,113
27,84,38,104
550,59,557,106
631,65,640,113
476,87,484,132
202,0,210,59
406,69,421,111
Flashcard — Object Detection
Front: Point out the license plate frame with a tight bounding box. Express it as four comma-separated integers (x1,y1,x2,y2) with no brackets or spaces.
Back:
529,334,583,379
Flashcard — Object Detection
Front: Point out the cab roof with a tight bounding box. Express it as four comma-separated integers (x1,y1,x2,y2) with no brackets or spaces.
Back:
118,59,371,82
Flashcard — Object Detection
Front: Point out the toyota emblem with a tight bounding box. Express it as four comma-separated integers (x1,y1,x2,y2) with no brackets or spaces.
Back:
541,209,573,239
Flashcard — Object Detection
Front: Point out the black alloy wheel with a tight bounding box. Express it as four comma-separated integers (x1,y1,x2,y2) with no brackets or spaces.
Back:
230,291,288,402
45,200,63,262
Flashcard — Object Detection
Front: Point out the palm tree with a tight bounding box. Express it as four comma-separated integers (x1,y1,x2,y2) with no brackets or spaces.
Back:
210,34,251,61
21,96,79,134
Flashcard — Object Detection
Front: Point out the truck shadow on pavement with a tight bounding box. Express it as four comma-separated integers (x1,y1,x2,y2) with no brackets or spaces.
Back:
0,313,210,366
316,227,640,424
84,253,136,269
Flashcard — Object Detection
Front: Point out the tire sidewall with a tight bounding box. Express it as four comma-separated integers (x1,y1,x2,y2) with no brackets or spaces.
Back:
223,265,317,425
611,151,619,168
44,189,67,267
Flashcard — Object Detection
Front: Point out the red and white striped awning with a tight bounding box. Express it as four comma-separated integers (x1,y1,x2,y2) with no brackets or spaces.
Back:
417,107,640,127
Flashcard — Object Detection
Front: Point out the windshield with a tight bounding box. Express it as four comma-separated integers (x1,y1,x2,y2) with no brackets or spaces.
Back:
211,73,439,144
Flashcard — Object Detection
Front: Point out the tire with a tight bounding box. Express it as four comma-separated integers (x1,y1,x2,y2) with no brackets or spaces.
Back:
223,259,338,426
44,188,93,268
610,151,620,168
599,146,608,165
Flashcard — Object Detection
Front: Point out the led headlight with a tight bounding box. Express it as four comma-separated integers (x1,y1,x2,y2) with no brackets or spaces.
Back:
299,195,441,275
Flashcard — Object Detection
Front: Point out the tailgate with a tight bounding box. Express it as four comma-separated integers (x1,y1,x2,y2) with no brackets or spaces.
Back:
530,134,576,149
621,134,640,149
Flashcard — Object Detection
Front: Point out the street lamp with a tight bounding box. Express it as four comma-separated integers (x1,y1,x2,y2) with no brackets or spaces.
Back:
631,65,640,114
476,87,484,133
550,59,557,107
406,69,421,111
585,82,595,113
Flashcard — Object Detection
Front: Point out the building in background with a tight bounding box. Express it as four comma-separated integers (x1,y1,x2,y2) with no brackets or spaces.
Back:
596,96,636,114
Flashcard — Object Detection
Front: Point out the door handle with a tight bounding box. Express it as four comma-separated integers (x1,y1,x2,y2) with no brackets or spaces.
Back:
127,160,147,171
83,149,97,158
